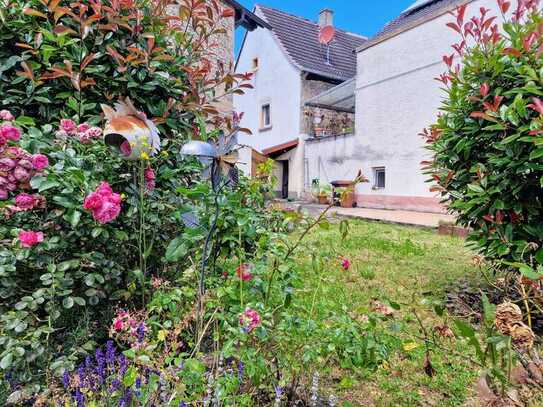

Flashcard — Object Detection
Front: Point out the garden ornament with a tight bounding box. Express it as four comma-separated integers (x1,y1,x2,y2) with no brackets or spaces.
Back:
180,130,240,190
101,98,160,160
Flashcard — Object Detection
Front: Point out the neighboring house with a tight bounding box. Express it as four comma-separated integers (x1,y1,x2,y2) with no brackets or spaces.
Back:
306,0,500,213
234,5,366,199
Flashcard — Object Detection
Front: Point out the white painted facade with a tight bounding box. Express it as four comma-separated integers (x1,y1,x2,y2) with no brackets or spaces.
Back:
234,17,302,154
350,0,498,212
234,11,304,198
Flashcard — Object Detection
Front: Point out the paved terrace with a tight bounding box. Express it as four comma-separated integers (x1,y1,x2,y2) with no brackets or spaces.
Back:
277,202,456,228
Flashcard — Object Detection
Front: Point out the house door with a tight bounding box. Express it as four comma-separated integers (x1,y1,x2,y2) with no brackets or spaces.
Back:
281,161,289,199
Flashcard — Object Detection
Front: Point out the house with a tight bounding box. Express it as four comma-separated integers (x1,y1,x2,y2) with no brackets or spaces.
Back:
307,0,501,213
234,5,366,199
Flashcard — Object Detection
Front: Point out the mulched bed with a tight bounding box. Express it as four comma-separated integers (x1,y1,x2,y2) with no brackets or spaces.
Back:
445,278,543,335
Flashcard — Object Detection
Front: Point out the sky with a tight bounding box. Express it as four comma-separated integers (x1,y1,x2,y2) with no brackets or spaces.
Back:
235,0,416,53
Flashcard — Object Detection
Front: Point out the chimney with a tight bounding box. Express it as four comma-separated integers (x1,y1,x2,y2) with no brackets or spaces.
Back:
319,8,333,28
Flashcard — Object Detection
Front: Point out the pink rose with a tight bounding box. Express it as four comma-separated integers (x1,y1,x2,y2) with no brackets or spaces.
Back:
60,119,77,134
84,182,122,224
0,157,16,171
79,134,91,144
0,134,6,146
0,125,21,141
86,127,102,139
13,166,31,182
108,192,122,205
0,189,7,200
236,264,253,282
83,192,103,210
18,230,44,248
113,318,124,332
17,159,32,170
144,167,156,192
341,257,351,271
0,110,14,121
32,154,49,171
239,308,261,333
15,193,36,210
92,200,121,224
97,182,113,197
77,123,90,133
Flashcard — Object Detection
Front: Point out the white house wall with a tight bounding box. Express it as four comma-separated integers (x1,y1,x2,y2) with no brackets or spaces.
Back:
234,20,302,154
354,0,497,212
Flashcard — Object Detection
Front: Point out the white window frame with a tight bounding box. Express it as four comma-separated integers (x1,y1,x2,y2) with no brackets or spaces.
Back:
373,167,386,190
260,102,272,130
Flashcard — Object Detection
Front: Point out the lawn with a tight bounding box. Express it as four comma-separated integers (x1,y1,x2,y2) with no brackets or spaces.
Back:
292,218,480,406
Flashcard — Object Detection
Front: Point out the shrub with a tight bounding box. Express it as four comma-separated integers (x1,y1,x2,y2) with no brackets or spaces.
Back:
424,0,543,269
0,112,199,392
0,0,247,132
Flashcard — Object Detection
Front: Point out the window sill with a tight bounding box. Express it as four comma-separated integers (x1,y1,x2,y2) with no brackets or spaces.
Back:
372,186,385,190
259,125,272,132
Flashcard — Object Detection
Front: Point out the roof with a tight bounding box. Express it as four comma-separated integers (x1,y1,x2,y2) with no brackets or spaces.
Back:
223,0,271,31
358,0,472,52
262,139,299,158
256,5,367,81
305,77,355,113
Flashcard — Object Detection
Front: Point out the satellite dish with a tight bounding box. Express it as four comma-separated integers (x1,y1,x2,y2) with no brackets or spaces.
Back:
319,25,336,45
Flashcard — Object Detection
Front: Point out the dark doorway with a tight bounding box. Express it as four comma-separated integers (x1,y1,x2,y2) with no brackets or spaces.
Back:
281,161,289,199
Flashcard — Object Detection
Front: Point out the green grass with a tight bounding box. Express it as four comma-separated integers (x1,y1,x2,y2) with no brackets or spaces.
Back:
292,219,480,406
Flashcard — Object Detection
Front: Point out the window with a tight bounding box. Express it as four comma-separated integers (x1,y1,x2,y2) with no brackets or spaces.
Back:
261,103,271,129
373,167,385,189
252,57,259,71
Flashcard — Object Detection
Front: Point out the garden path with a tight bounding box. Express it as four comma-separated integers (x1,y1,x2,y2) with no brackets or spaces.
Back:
278,202,456,228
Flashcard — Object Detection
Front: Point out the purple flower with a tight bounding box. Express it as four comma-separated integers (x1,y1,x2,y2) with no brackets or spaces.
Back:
119,389,132,407
95,349,106,383
238,361,245,381
106,340,116,365
111,378,121,392
85,355,93,369
136,322,145,343
135,376,142,397
179,402,187,407
118,354,128,375
62,371,70,388
74,388,85,407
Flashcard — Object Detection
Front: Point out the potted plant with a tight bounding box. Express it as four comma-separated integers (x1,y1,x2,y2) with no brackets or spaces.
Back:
313,184,332,205
333,171,369,208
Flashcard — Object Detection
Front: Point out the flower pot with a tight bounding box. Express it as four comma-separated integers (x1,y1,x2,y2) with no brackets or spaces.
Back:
340,191,355,208
317,195,329,205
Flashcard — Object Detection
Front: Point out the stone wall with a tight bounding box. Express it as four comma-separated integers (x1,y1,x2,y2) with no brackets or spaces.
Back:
302,106,354,137
167,1,235,119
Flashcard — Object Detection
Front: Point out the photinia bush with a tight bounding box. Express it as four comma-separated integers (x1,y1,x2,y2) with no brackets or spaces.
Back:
0,0,251,133
424,0,543,272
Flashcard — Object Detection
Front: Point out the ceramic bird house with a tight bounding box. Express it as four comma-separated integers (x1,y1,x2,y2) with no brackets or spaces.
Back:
101,98,160,160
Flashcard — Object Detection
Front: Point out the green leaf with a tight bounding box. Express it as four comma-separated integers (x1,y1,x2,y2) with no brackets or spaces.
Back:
66,210,81,228
14,116,35,126
520,265,542,281
0,353,13,370
529,148,543,160
454,319,475,338
122,366,137,386
467,184,484,193
62,297,74,309
165,237,187,262
38,180,60,192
